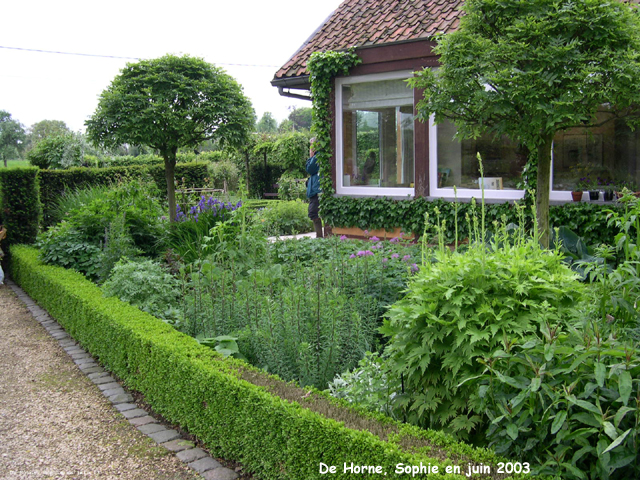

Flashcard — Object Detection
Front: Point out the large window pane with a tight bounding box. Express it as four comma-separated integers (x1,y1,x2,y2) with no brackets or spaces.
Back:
342,79,414,188
553,112,640,191
437,120,526,190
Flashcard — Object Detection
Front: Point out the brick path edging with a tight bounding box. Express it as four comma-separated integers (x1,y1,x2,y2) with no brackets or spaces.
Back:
7,279,241,480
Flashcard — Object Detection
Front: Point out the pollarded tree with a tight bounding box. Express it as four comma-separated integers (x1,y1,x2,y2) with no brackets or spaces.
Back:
86,54,255,221
411,0,640,246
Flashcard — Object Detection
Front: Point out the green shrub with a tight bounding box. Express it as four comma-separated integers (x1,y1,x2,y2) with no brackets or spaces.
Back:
26,133,85,169
103,258,181,324
277,175,306,201
472,323,639,479
0,167,41,246
207,160,239,192
9,245,514,480
166,196,242,263
37,179,165,278
36,221,103,279
381,214,587,438
39,162,207,226
254,199,312,236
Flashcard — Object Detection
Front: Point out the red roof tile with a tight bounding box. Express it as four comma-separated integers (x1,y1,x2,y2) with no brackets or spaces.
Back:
273,0,464,81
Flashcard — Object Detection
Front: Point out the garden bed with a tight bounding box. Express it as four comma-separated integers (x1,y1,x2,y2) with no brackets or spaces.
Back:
9,245,520,480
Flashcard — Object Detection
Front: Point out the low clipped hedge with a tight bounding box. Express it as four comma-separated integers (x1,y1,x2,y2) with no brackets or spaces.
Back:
9,246,523,480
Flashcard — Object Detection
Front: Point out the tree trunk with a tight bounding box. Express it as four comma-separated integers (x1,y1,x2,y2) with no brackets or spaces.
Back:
535,134,553,248
164,148,178,222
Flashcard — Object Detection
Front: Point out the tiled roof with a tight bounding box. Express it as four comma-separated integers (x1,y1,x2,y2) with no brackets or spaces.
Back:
273,0,464,81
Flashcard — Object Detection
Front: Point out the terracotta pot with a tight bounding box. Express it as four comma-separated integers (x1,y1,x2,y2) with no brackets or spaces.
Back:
571,191,583,202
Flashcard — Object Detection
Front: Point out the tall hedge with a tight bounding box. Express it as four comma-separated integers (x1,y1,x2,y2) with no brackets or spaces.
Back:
0,167,41,246
39,162,207,225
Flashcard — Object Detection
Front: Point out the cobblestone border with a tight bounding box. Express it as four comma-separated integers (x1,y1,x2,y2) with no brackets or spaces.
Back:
7,279,240,480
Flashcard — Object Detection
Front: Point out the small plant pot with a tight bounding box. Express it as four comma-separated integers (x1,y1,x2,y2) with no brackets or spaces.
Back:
589,190,600,201
571,191,583,202
603,190,614,201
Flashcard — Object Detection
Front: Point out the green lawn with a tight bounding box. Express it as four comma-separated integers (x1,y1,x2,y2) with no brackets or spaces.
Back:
2,159,31,168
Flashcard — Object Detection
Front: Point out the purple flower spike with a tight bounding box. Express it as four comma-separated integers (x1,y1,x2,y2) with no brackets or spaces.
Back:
403,255,411,262
390,237,399,244
370,236,380,242
349,254,356,258
411,263,419,273
382,257,388,263
340,235,348,241
391,253,399,259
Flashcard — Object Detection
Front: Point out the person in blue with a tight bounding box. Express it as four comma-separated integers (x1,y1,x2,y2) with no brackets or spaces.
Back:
306,138,323,238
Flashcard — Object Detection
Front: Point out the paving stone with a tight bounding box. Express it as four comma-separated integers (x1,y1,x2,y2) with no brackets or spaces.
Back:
87,371,110,380
161,439,195,453
129,415,156,427
98,382,120,391
65,347,84,354
70,352,90,359
59,340,76,348
79,362,99,371
189,457,222,474
148,429,180,444
202,468,239,480
137,423,165,435
80,366,104,374
114,403,136,412
109,393,133,404
91,375,115,385
121,408,148,419
52,332,69,339
74,357,94,366
103,387,125,397
177,448,207,463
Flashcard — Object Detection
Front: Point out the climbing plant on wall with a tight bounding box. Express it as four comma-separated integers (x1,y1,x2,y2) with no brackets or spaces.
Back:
307,48,361,218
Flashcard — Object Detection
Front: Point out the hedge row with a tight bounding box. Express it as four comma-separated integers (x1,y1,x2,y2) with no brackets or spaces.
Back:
322,196,619,246
0,167,41,246
38,162,207,226
9,246,522,480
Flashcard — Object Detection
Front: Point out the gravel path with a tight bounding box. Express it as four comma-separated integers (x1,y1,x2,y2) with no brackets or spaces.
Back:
0,282,204,480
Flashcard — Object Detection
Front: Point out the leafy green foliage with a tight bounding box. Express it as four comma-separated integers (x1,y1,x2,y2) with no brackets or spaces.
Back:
26,133,87,169
9,244,510,480
410,0,640,246
307,49,361,216
381,212,586,437
86,54,255,221
39,162,207,226
207,159,239,192
254,199,311,236
25,119,69,149
37,179,165,278
0,110,26,165
102,258,181,324
0,167,41,245
328,352,401,420
276,175,306,201
472,324,639,479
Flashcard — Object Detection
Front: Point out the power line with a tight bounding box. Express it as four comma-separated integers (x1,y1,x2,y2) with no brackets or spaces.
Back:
0,45,280,68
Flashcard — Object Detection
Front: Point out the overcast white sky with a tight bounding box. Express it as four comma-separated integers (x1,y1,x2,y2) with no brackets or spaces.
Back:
0,0,344,133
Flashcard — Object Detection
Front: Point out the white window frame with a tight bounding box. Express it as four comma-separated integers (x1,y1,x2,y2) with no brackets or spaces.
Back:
429,116,579,202
335,71,415,197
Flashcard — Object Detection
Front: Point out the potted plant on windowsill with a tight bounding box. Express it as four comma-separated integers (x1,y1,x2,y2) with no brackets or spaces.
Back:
598,177,614,201
572,178,590,202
